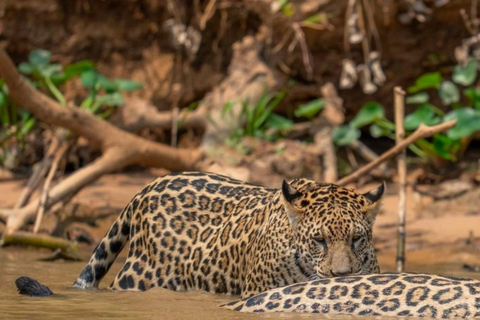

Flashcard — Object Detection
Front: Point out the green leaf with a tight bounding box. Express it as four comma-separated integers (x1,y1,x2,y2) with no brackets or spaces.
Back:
38,64,62,78
18,62,33,75
444,107,480,139
253,89,287,131
0,92,9,124
404,104,441,131
97,76,117,93
304,14,322,23
452,59,478,86
55,60,96,84
463,88,480,110
432,134,459,161
114,79,143,92
350,102,385,128
95,92,125,107
266,113,293,130
80,70,99,88
294,99,324,119
407,72,442,93
438,81,460,105
406,92,429,104
21,117,36,136
80,70,116,92
0,91,6,107
28,49,51,66
80,90,96,109
332,125,360,146
281,2,294,16
369,123,389,138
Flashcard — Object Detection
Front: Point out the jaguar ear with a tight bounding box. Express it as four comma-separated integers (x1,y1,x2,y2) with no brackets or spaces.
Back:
361,182,385,224
281,180,303,228
282,180,302,203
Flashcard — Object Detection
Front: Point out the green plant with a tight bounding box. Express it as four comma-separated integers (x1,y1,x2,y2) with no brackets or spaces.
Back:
294,98,325,119
331,56,480,166
79,69,142,118
223,88,293,145
18,49,142,118
1,49,143,168
0,79,37,169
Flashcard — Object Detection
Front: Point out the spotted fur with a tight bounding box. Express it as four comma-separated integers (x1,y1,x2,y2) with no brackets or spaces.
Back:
222,272,480,318
73,172,384,297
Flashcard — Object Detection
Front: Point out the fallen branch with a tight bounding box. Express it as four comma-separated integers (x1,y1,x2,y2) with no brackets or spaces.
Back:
336,120,458,186
394,87,407,272
33,138,69,234
0,48,201,234
14,156,50,209
348,140,388,175
0,28,280,233
1,231,82,261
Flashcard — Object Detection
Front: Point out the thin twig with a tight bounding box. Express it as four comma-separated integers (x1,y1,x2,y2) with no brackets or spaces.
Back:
394,87,407,272
291,23,313,79
15,158,50,209
199,0,217,30
336,120,458,186
346,147,359,170
318,83,345,182
33,139,68,233
344,0,357,59
472,0,478,34
362,0,382,55
357,0,371,66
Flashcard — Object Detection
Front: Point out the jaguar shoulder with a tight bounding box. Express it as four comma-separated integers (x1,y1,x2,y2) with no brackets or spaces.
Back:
223,272,480,319
71,172,385,297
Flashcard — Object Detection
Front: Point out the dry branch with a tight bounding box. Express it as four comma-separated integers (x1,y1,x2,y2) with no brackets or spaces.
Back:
394,87,407,272
0,48,201,234
313,83,344,183
336,120,458,186
33,138,69,234
0,27,278,233
1,231,82,260
14,156,50,209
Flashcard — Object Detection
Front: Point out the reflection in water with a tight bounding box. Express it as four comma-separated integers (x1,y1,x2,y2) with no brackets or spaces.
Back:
1,247,478,320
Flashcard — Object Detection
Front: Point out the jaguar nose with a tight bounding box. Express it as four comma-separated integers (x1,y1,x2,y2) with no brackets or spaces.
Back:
331,266,352,277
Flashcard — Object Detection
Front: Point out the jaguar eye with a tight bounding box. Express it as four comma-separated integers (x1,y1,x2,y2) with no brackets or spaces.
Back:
313,237,326,247
352,236,362,248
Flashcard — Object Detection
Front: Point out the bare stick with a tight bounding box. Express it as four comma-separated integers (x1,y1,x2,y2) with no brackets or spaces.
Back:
394,87,407,272
33,139,68,233
1,231,82,260
349,140,388,174
0,148,128,233
291,23,313,79
0,48,201,233
336,120,458,186
14,158,50,209
318,83,345,182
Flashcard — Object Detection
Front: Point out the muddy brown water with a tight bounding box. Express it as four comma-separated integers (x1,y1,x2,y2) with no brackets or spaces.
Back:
1,247,479,320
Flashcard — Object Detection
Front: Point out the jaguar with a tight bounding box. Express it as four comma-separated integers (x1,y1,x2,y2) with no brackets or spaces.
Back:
72,171,385,297
222,272,480,319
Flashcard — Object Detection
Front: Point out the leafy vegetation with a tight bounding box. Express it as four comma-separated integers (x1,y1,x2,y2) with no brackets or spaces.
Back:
0,49,143,168
329,56,480,167
222,88,292,146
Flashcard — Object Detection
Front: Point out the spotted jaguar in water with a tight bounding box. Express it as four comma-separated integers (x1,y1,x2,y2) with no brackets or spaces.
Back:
72,172,385,297
222,272,480,318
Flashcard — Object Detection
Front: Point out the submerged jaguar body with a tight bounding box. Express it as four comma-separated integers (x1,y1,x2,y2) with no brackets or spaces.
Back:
223,272,480,318
73,172,385,297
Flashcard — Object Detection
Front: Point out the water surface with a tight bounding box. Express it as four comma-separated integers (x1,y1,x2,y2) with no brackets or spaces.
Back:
1,247,478,320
